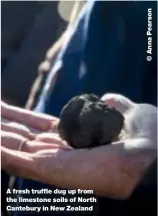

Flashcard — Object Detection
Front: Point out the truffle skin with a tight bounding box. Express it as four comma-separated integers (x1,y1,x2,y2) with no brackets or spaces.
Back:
58,94,124,149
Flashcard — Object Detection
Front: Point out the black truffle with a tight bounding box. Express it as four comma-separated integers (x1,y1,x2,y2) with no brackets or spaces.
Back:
58,94,124,149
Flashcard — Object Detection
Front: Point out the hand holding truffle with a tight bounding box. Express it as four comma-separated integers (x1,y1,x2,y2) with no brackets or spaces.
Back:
58,94,125,148
1,94,156,199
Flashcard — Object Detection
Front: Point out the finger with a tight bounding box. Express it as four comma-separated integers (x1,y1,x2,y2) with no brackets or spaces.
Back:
101,93,136,113
1,101,8,110
35,133,66,145
2,117,43,135
1,122,35,140
2,104,58,131
48,119,60,133
27,140,71,153
1,131,28,151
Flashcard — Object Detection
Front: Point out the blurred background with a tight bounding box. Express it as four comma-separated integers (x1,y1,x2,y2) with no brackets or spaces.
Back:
1,1,85,108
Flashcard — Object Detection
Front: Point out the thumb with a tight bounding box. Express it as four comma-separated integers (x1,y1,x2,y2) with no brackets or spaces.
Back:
101,93,136,113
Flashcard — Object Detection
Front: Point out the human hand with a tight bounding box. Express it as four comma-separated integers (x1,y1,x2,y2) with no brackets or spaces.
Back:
1,130,68,154
101,93,136,114
101,93,157,146
1,101,59,133
1,95,157,199
1,120,35,140
1,100,60,153
1,101,69,152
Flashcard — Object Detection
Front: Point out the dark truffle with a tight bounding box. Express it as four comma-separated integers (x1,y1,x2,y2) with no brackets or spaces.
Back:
57,94,124,149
